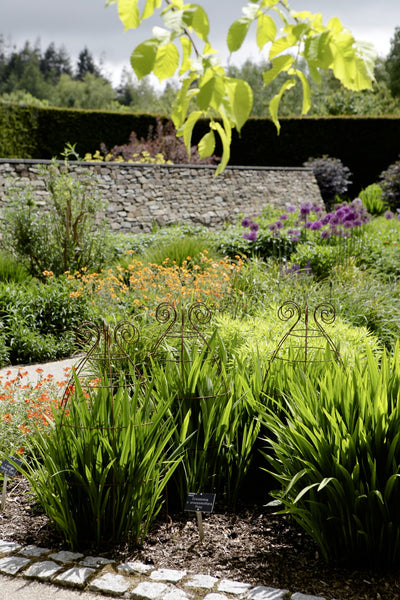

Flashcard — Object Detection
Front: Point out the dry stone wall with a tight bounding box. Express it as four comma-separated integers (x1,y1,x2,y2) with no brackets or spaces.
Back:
0,159,322,233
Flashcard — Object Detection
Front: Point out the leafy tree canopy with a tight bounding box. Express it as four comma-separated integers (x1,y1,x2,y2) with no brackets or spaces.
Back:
106,0,377,174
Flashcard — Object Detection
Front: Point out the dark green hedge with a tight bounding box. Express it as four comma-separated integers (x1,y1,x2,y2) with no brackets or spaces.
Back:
1,103,400,195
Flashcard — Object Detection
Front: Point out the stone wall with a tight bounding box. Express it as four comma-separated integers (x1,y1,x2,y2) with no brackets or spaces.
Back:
0,159,322,233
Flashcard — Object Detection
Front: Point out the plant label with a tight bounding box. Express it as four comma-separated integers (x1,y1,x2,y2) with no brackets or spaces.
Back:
0,456,22,478
184,492,216,513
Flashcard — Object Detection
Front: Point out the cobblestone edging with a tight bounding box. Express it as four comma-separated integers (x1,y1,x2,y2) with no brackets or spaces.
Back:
0,539,330,600
0,160,323,234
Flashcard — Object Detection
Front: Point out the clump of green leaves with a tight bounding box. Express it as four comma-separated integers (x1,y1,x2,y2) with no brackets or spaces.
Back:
262,346,400,567
21,374,180,549
359,183,386,216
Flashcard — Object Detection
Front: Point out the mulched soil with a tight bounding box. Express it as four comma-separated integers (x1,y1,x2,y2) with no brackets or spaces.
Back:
1,476,400,600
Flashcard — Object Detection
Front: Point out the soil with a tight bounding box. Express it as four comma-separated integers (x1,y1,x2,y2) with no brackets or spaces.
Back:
0,476,400,600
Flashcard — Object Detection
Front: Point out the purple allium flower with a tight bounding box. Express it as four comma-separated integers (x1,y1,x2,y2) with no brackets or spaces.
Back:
276,220,284,229
286,204,297,213
343,220,353,229
397,214,400,221
385,210,394,220
353,218,362,227
300,202,312,216
310,220,323,230
241,217,251,227
321,214,331,225
313,205,322,214
243,231,258,241
279,213,289,220
305,221,313,229
250,222,259,232
268,223,278,231
330,215,340,226
352,198,363,207
321,229,331,239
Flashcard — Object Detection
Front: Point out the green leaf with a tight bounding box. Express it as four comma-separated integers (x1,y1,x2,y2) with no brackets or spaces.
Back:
211,121,231,176
292,69,311,114
269,78,296,133
117,0,140,30
182,5,210,41
197,76,225,111
180,36,192,74
142,0,162,19
182,110,203,154
304,31,333,69
153,42,180,81
256,13,277,50
226,78,253,133
198,130,216,158
270,35,295,59
262,54,294,86
130,40,158,79
227,18,251,53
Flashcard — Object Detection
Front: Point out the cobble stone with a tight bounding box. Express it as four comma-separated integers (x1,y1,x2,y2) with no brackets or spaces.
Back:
150,568,187,582
185,574,219,589
131,580,169,599
247,586,290,599
291,594,327,600
55,566,96,587
89,572,131,594
24,560,63,580
0,555,30,575
49,550,84,563
0,540,21,555
18,545,51,557
217,578,252,595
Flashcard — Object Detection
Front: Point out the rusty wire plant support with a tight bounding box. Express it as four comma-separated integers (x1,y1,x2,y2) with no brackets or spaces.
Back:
263,299,342,387
150,301,229,402
61,318,146,406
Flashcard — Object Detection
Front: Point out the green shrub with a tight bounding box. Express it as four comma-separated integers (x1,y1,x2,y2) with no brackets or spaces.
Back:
359,184,386,216
1,156,113,279
0,277,94,365
262,346,400,567
0,252,31,283
20,374,180,549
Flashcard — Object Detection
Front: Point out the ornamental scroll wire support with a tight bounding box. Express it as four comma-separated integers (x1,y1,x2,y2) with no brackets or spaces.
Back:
149,301,229,403
58,319,150,545
149,301,230,499
262,300,343,390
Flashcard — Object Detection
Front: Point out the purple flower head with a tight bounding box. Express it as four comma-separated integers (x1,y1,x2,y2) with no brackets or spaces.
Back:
243,231,258,241
310,220,323,230
286,204,297,213
268,222,278,231
300,202,312,217
352,198,363,207
343,220,354,229
321,214,331,225
279,213,289,220
321,229,331,239
397,214,400,222
353,218,362,227
250,222,259,232
276,220,284,229
241,217,251,227
313,205,322,214
330,215,340,226
385,210,394,220
305,221,313,229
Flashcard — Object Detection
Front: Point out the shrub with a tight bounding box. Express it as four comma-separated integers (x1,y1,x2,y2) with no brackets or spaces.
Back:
304,155,352,208
379,157,400,212
262,346,400,567
1,156,113,279
94,118,219,165
359,183,386,216
0,277,94,365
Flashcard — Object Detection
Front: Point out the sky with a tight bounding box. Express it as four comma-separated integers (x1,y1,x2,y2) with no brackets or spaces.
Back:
1,0,400,87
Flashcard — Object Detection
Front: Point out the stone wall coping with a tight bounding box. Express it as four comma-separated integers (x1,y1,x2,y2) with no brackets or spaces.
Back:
0,158,313,173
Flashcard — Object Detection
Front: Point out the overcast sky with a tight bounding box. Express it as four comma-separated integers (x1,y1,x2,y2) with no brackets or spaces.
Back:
1,0,400,86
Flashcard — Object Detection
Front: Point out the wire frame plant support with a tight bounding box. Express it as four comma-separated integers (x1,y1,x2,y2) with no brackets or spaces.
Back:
263,299,343,389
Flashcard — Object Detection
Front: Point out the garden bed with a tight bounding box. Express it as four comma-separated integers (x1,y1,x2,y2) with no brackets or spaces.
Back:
1,476,399,600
